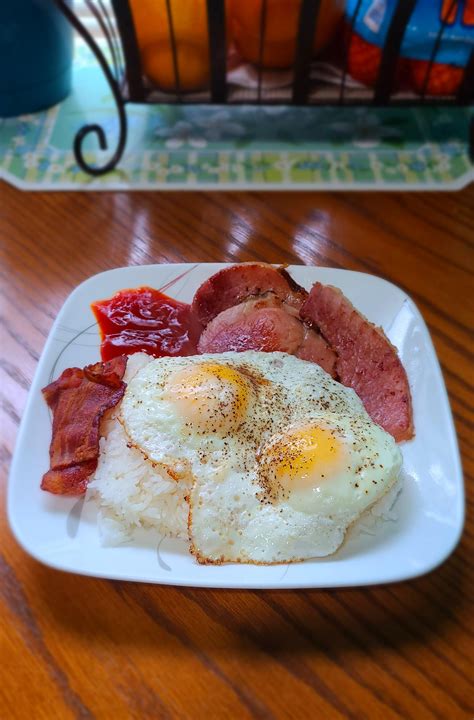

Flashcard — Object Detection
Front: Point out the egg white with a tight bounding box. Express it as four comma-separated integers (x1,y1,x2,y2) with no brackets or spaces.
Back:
120,351,402,564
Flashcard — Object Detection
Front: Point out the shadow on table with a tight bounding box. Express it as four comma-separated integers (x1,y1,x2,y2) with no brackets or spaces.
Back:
26,539,468,662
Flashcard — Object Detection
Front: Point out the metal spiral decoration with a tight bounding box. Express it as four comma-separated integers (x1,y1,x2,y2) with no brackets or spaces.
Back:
54,0,127,176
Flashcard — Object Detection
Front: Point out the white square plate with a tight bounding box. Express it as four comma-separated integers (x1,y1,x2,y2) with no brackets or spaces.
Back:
8,264,464,588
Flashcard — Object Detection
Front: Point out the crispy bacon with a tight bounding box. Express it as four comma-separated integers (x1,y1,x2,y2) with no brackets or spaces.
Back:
41,462,98,496
83,355,127,387
41,356,128,495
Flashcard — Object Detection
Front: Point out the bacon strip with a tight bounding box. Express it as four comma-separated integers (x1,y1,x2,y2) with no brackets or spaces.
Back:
41,356,127,495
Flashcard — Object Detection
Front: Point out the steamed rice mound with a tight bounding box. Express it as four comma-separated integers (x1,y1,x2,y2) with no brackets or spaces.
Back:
88,352,191,545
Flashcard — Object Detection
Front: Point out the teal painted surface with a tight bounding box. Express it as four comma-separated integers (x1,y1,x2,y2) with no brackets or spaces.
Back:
0,0,72,117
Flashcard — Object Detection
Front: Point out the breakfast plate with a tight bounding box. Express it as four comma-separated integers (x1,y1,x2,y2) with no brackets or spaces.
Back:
8,264,464,588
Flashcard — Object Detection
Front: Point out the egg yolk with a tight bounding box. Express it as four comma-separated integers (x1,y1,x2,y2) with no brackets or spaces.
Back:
164,362,251,433
257,425,344,501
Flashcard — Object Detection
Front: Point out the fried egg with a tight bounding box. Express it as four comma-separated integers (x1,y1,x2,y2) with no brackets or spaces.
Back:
120,351,402,564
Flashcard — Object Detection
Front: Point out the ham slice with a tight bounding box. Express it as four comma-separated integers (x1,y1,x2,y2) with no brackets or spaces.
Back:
198,294,337,377
41,356,128,495
198,295,302,354
297,324,336,374
192,263,308,327
300,283,413,442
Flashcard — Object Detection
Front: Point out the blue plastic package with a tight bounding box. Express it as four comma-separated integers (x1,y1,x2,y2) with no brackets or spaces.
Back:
346,0,474,68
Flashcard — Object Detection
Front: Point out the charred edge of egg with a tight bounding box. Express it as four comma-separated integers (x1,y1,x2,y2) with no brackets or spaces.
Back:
189,473,401,566
188,496,310,566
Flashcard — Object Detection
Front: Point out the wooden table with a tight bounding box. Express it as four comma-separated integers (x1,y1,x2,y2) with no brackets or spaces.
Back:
1,180,472,719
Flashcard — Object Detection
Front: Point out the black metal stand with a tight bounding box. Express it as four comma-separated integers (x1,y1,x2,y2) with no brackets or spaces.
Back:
55,0,128,176
470,117,474,164
55,0,473,177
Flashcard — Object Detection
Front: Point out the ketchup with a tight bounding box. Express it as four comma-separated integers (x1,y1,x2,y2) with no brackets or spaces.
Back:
91,287,202,361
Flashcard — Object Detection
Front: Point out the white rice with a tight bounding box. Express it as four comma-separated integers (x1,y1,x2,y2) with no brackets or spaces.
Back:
87,352,191,545
88,419,191,545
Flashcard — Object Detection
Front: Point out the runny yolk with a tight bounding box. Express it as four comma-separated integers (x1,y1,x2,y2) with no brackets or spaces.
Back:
164,362,251,432
258,425,344,498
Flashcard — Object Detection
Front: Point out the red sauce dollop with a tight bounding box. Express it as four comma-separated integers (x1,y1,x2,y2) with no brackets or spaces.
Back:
91,287,202,361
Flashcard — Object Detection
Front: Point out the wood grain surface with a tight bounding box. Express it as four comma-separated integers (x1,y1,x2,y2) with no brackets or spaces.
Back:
1,180,472,720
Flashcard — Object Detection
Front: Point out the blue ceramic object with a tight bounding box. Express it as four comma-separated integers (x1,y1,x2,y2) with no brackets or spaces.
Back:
0,0,73,118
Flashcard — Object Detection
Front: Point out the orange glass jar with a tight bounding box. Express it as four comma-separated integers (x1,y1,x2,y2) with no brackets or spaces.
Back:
130,0,211,92
228,0,344,69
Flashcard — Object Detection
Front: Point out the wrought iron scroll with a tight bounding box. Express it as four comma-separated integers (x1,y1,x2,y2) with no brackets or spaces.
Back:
54,0,127,175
